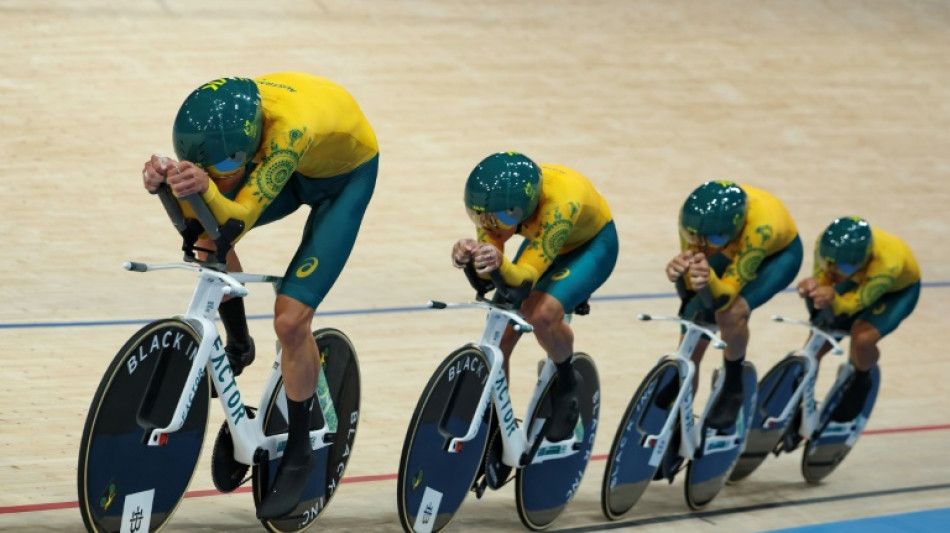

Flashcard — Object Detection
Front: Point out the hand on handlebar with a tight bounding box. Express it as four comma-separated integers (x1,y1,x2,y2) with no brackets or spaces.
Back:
142,154,176,193
807,285,835,310
666,250,693,281
452,238,477,268
666,250,708,288
471,243,502,275
686,253,709,289
796,277,835,309
165,161,210,198
796,277,818,298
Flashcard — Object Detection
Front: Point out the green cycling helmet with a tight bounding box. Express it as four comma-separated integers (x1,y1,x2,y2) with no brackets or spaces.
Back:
679,180,748,247
818,217,872,276
464,152,542,231
172,77,263,176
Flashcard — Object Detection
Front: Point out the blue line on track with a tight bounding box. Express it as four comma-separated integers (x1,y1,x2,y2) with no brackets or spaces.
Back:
550,483,950,532
2,282,946,331
763,506,950,533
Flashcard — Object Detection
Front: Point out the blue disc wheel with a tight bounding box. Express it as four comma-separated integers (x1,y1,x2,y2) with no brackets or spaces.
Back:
397,346,492,533
685,361,757,510
252,328,361,533
600,357,680,520
730,355,806,482
802,365,880,484
78,319,209,533
517,353,600,530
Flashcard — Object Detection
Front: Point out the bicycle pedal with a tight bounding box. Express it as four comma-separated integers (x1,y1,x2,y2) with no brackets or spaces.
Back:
471,475,488,499
781,430,803,453
658,455,684,484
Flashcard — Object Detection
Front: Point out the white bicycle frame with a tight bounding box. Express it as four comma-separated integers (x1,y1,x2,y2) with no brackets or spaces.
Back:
127,260,337,466
766,316,864,444
429,299,583,469
636,313,736,467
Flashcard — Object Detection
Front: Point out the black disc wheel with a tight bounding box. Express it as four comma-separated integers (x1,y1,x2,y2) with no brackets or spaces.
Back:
252,328,361,532
397,345,492,533
600,357,680,520
78,319,209,533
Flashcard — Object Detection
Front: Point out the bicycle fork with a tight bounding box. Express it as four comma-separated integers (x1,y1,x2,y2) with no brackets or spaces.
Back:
644,357,698,468
443,311,581,468
139,316,224,447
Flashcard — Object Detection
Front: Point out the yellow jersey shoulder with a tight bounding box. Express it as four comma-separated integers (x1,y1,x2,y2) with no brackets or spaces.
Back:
254,72,378,178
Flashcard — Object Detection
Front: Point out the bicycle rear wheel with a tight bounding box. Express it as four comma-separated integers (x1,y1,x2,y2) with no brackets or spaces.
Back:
517,353,600,530
685,361,757,510
397,345,491,533
78,319,209,533
802,364,880,484
252,328,361,533
600,357,679,520
730,355,805,482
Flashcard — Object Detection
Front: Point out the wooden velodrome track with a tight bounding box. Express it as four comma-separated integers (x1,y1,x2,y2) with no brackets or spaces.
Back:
1,1,948,531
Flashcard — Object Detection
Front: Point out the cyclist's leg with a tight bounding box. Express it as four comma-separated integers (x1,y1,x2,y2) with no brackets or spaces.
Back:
207,166,316,378
708,235,803,429
258,155,378,519
534,221,618,315
531,221,618,440
705,297,749,430
522,292,570,362
499,324,521,378
831,281,919,421
188,235,256,374
219,262,255,376
275,156,378,398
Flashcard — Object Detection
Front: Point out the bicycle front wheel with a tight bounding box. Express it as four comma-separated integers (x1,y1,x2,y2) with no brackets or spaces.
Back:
397,345,492,533
78,319,209,533
253,328,361,533
601,356,680,520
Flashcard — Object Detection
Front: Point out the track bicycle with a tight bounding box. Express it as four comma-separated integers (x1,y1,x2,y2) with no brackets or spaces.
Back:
77,189,361,533
601,283,757,518
397,267,600,532
729,312,880,484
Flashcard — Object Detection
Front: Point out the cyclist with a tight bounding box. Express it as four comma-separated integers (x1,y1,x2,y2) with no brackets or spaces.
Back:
797,216,920,421
140,73,378,519
452,152,618,442
666,181,802,430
